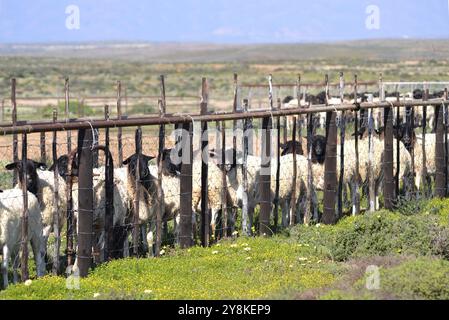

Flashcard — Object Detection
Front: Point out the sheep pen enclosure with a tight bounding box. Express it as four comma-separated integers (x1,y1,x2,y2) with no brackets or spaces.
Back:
1,72,449,289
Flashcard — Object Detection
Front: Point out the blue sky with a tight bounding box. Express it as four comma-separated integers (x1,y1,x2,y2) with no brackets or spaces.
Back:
1,0,449,43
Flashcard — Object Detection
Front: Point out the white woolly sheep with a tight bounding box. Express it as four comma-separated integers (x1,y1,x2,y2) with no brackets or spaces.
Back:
1,189,45,288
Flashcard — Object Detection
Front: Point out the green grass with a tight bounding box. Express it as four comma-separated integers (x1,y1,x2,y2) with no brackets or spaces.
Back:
0,237,338,300
3,198,449,300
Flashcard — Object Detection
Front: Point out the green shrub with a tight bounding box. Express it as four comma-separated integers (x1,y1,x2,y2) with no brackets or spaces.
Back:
377,257,449,299
290,210,449,261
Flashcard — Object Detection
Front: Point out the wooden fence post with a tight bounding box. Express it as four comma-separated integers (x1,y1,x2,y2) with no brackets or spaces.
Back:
259,75,273,235
156,75,167,256
383,102,395,210
231,73,238,235
77,128,93,277
65,78,72,155
12,78,18,187
445,88,449,195
422,89,429,196
221,121,228,238
435,91,446,197
200,77,209,246
104,105,115,261
52,109,60,274
289,117,297,226
305,111,314,223
21,132,29,281
337,72,346,219
273,98,281,231
322,74,338,224
242,99,251,236
396,93,401,199
180,121,193,248
133,128,142,256
40,132,46,164
156,98,165,257
353,75,361,215
117,81,124,167
259,115,272,235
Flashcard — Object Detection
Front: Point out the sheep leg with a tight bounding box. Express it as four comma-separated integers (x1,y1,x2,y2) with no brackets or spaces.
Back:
281,199,289,227
12,251,20,284
2,245,9,289
312,189,319,221
349,182,355,215
31,235,45,277
375,178,381,211
140,224,149,255
210,209,220,240
123,234,130,258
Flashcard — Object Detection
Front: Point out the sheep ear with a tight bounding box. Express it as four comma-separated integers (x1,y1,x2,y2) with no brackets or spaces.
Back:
122,156,133,165
142,155,155,164
5,162,19,170
34,161,47,170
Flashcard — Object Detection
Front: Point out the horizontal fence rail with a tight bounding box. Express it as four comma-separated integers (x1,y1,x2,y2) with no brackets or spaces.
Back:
2,99,449,135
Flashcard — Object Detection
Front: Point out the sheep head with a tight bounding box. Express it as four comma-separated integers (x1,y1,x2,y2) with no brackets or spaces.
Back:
5,159,47,196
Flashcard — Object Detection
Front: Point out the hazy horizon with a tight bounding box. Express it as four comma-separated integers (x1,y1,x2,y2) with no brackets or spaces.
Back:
1,0,449,44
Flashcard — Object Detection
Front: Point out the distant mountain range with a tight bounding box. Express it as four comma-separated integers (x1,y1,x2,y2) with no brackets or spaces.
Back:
1,39,449,62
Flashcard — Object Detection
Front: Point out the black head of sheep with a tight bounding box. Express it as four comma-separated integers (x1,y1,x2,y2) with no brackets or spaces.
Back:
5,159,47,196
280,140,303,156
123,154,155,191
49,154,79,180
282,96,295,104
311,135,326,164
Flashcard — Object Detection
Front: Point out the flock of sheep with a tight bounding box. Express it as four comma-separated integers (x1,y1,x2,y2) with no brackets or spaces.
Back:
0,88,446,288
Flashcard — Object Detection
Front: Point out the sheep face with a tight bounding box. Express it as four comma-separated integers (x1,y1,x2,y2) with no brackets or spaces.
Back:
161,148,182,176
49,154,79,180
5,160,46,196
311,135,326,164
280,140,303,156
123,154,155,190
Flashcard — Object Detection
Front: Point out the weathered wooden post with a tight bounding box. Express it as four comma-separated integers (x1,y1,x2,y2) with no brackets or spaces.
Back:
445,88,449,195
65,78,72,155
242,99,251,236
21,133,29,281
289,117,297,226
305,111,315,223
396,93,401,199
337,72,346,219
156,75,167,255
322,75,338,224
383,98,395,210
353,75,361,215
221,121,228,238
231,73,239,235
435,90,446,197
421,89,429,196
117,81,124,167
11,78,18,187
52,109,60,274
133,128,142,256
156,99,165,256
273,98,281,231
40,132,46,164
77,128,94,277
180,121,193,248
104,105,114,261
200,77,209,246
259,75,273,235
259,115,272,235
